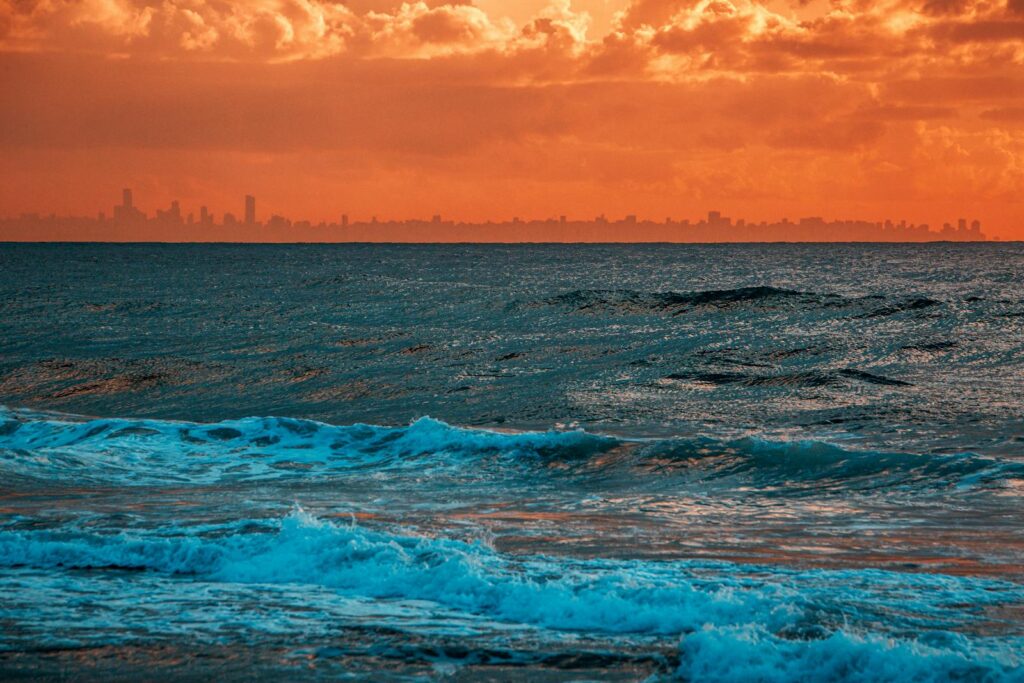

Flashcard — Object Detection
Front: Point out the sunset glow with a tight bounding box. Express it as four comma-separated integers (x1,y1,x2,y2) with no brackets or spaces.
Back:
2,0,1022,239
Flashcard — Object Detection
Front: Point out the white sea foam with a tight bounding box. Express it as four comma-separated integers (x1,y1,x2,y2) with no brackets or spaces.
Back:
1,407,1018,490
2,508,1022,679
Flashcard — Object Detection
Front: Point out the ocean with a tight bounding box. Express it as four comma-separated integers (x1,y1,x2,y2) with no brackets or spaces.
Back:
1,242,1022,680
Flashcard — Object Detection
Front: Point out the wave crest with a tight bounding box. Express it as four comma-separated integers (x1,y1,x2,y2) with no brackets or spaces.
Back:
1,407,1020,491
2,508,1021,680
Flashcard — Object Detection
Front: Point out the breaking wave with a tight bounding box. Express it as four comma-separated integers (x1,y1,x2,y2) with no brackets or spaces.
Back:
1,508,1021,681
1,407,1021,491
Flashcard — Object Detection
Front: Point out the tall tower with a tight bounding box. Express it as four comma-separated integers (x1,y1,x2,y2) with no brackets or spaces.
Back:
115,188,139,222
245,195,256,225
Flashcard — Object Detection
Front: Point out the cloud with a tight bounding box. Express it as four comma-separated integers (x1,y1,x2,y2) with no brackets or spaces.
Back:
0,0,1021,234
0,0,600,60
980,105,1024,121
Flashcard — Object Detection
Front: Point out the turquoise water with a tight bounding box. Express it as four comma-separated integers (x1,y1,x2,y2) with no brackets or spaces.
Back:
1,243,1022,680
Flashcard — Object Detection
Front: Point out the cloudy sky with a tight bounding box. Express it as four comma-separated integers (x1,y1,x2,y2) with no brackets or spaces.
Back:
1,0,1022,236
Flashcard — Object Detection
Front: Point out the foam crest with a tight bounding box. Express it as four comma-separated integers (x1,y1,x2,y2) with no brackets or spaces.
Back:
0,508,796,635
1,406,1020,491
677,626,1024,683
2,509,1021,679
0,408,615,484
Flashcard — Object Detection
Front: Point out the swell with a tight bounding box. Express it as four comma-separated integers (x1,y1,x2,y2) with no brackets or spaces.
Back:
665,367,912,387
1,509,1022,681
516,286,943,318
1,407,1021,491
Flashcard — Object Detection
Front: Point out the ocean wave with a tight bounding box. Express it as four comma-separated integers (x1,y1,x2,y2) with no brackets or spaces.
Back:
514,286,945,320
0,507,798,635
677,626,1024,683
532,286,824,314
631,435,1024,493
1,407,1021,491
1,509,1021,680
665,367,912,388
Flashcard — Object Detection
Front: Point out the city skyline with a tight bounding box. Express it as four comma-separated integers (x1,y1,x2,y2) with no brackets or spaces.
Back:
0,188,990,242
2,1,1022,240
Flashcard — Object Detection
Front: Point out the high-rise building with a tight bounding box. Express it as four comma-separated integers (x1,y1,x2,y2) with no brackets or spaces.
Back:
245,195,256,225
156,200,183,223
114,188,143,222
341,214,349,227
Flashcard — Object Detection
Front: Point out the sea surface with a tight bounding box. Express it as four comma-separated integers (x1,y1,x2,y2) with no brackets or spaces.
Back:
1,242,1023,681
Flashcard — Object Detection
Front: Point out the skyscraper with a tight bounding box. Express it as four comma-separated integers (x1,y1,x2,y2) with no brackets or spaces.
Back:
114,188,142,222
245,195,256,225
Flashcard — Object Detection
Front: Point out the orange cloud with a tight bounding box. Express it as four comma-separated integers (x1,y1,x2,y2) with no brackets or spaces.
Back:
0,0,1021,237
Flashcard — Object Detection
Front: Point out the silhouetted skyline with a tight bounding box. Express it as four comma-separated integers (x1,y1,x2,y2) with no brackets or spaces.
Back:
4,1,1022,239
0,189,990,243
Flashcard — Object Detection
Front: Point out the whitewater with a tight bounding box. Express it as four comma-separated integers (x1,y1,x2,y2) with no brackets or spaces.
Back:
1,243,1023,680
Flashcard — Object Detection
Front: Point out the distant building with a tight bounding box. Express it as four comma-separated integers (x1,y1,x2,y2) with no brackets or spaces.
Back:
245,195,256,225
266,214,289,229
113,188,144,222
156,200,182,223
341,214,349,227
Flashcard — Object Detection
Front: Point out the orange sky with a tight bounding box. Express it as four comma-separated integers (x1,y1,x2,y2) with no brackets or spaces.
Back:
1,0,1022,238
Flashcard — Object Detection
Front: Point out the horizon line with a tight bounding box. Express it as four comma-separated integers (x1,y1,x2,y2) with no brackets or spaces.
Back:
2,240,1014,246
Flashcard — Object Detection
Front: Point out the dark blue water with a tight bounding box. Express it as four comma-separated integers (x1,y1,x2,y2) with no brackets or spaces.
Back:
1,243,1023,680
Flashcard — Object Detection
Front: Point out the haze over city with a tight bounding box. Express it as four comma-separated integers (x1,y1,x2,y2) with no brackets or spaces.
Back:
1,188,989,242
1,0,1022,240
